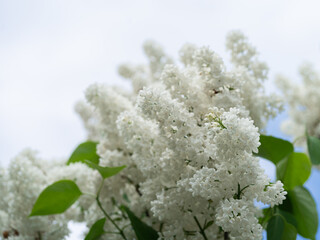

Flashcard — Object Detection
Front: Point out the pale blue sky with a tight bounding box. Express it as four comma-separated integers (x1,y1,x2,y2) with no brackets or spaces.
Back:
1,1,320,239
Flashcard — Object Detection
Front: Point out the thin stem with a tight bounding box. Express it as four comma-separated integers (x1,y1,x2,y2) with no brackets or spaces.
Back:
121,224,131,231
293,134,305,145
37,232,42,240
96,179,128,240
193,216,208,240
121,175,142,196
96,179,104,197
224,232,230,240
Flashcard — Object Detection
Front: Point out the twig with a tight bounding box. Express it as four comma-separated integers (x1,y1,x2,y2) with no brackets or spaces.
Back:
193,216,208,240
96,180,128,240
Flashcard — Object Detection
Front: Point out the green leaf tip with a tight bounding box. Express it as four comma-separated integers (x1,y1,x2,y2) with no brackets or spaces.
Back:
306,134,320,165
84,160,126,179
267,215,297,240
288,186,318,239
29,180,82,216
67,141,99,165
121,205,159,240
276,152,311,190
255,135,294,164
85,218,106,240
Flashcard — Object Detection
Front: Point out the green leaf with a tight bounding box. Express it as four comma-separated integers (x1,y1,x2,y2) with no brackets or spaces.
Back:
255,135,294,164
307,134,320,165
203,220,214,230
259,208,273,229
288,186,318,239
267,215,284,240
276,152,311,190
267,215,297,240
121,205,159,240
276,209,297,229
278,196,293,213
85,218,106,240
281,222,298,240
30,180,82,216
85,160,126,179
67,141,99,165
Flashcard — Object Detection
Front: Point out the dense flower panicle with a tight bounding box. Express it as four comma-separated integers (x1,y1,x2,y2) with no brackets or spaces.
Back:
226,31,259,74
118,40,173,95
84,84,153,237
211,108,260,155
226,31,283,128
0,151,106,239
0,150,70,240
257,181,287,208
143,40,173,80
193,46,225,80
0,168,9,231
0,31,286,240
118,63,151,94
85,83,133,150
276,63,320,143
117,110,165,181
74,101,100,141
73,32,286,240
215,198,263,240
160,64,208,116
179,43,197,66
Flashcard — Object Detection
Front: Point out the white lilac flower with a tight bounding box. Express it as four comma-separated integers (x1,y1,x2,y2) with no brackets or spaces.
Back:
78,32,285,239
74,100,100,141
276,63,320,143
215,198,263,240
0,150,69,240
1,31,286,240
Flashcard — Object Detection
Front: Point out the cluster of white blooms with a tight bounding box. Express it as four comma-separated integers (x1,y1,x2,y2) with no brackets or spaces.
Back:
0,149,101,239
78,31,286,240
215,198,262,240
276,63,320,143
225,31,283,129
0,31,286,240
74,101,100,142
0,150,69,240
118,40,173,94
